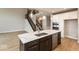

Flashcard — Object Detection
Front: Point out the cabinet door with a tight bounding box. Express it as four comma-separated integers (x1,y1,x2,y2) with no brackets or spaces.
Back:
58,32,61,44
52,33,58,49
24,40,39,51
40,36,52,51
26,45,39,51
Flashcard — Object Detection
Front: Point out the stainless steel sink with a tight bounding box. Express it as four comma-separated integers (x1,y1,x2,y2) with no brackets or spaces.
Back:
35,33,48,36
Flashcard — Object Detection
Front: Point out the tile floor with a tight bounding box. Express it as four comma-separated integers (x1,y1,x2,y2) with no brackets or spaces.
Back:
0,31,27,51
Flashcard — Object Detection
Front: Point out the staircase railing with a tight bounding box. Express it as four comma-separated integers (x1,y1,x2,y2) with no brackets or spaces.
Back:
26,16,36,31
25,9,43,31
36,20,43,30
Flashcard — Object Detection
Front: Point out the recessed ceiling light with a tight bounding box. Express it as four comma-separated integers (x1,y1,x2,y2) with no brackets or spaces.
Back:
63,8,67,9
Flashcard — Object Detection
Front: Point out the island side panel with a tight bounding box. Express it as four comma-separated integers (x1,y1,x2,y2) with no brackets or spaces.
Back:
20,40,24,51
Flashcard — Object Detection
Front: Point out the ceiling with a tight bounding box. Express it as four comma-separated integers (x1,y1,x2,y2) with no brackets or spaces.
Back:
33,8,77,14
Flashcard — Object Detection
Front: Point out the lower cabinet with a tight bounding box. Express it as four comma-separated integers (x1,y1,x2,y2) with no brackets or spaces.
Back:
52,33,58,49
39,35,52,51
23,39,39,51
20,32,61,51
58,32,61,45
52,32,61,49
26,45,39,51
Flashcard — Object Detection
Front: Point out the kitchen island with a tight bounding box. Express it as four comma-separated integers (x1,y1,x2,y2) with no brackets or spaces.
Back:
18,30,61,51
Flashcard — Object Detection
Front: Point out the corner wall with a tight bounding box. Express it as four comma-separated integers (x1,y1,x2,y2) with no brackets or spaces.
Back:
77,8,79,43
64,19,78,39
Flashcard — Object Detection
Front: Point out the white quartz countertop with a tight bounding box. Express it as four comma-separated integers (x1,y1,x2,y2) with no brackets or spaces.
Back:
18,30,60,44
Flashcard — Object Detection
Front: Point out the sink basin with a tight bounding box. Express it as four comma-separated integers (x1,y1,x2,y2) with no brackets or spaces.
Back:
35,33,48,36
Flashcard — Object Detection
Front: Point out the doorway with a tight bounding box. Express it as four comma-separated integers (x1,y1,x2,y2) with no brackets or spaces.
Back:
64,19,78,40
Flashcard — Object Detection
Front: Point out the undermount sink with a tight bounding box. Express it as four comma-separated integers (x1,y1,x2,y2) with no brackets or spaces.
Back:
35,33,48,36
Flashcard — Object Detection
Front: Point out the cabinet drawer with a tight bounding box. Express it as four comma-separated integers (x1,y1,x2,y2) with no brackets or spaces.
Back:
25,39,39,48
26,45,39,51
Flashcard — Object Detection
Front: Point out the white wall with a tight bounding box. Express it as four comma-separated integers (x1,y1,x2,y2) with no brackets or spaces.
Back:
0,8,27,33
24,9,34,32
24,19,33,32
64,19,78,39
78,9,79,42
52,11,78,38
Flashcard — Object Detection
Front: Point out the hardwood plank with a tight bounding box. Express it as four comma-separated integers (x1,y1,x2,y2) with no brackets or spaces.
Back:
54,38,79,51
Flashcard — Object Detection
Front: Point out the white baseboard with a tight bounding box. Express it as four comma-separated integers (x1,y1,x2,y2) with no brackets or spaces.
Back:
0,29,25,33
64,35,78,40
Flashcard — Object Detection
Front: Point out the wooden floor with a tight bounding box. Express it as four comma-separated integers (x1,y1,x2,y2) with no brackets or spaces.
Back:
55,38,79,51
0,31,79,51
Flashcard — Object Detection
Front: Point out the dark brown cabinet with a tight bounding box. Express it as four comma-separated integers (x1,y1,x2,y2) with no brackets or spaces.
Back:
20,32,61,51
58,32,61,45
24,39,39,51
39,35,52,51
26,45,39,51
